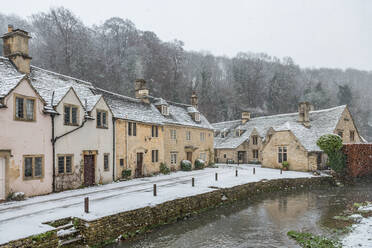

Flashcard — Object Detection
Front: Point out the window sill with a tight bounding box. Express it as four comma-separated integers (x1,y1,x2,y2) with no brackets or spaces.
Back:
14,118,36,122
97,126,109,129
23,176,44,181
64,123,79,127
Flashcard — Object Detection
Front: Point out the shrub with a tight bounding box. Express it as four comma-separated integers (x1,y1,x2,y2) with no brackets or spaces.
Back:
282,161,289,169
181,160,192,171
159,163,170,174
7,192,26,201
121,169,132,179
194,159,205,170
317,134,345,174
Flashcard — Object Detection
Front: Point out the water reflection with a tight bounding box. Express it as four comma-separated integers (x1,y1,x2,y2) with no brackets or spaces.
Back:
110,181,372,248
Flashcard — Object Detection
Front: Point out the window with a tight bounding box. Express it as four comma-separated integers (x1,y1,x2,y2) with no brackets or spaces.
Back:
199,152,206,161
252,136,258,145
120,159,124,167
57,155,73,174
14,95,36,121
170,152,177,164
194,112,200,122
186,131,191,141
200,132,206,141
253,149,259,159
170,129,177,140
104,154,109,171
152,150,159,163
278,147,287,163
152,125,159,137
128,122,137,136
221,132,226,138
64,104,79,126
350,130,355,141
97,110,108,128
23,155,43,179
338,130,343,138
223,154,227,158
162,105,169,116
235,130,240,137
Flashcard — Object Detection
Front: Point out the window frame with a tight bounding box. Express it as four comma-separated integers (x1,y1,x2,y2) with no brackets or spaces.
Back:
170,129,177,140
278,146,287,163
96,109,108,129
170,152,177,164
23,154,44,180
14,94,36,122
350,130,355,141
104,153,110,171
152,150,159,163
338,130,344,138
162,105,169,116
199,152,206,161
128,122,137,136
253,149,259,159
194,112,200,122
152,125,159,137
200,132,206,141
252,136,258,145
63,104,79,126
57,154,74,175
186,130,191,141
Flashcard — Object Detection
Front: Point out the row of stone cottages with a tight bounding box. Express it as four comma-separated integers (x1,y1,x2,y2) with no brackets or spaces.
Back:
213,102,364,171
0,26,214,199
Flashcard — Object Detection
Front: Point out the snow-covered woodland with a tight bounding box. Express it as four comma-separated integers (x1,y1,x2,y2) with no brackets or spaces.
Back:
1,7,371,141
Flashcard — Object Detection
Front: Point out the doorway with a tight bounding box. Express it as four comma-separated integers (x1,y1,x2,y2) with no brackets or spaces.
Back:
0,157,5,200
84,155,95,186
187,152,193,162
136,153,143,178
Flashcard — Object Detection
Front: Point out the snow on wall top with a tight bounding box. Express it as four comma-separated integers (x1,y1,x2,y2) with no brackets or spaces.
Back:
212,105,346,151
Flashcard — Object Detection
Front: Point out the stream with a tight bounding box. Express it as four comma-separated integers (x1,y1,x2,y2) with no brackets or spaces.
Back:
109,180,372,248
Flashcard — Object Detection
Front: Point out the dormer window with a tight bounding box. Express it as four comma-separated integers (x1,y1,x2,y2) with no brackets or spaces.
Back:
64,104,79,126
221,131,227,138
235,130,240,137
194,112,200,122
161,105,169,116
14,94,36,122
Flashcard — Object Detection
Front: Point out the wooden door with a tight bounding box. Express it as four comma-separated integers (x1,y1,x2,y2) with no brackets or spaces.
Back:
136,153,143,178
84,155,95,186
187,152,192,162
0,157,5,200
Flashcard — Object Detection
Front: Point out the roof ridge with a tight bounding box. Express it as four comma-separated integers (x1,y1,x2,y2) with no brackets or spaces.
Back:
95,87,141,103
30,65,94,87
212,119,240,125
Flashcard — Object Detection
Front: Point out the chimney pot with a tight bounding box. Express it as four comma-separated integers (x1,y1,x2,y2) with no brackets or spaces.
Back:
298,102,313,127
8,24,13,33
135,79,149,102
191,91,198,109
241,111,251,124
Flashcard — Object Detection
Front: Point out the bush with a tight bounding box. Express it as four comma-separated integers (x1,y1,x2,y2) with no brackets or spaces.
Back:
159,163,170,174
121,169,132,179
282,161,289,169
317,134,345,174
7,192,26,201
194,159,205,170
181,160,192,171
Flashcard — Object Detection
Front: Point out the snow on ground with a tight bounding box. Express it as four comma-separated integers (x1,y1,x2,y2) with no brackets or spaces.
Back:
0,164,321,245
342,204,372,248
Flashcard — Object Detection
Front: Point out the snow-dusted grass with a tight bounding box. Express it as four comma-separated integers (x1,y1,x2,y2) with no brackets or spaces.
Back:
342,203,372,248
0,164,321,245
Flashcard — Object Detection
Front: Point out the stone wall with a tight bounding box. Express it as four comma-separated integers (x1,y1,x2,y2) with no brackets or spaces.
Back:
0,176,333,247
335,107,362,143
343,144,372,178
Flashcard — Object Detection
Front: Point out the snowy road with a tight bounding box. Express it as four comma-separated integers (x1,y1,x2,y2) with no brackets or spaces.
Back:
0,164,318,244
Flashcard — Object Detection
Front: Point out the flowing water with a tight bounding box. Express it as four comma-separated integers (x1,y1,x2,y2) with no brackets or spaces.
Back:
110,180,372,248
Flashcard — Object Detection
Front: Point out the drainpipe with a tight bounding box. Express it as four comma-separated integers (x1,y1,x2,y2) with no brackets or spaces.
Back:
112,117,115,181
51,114,56,192
126,121,129,169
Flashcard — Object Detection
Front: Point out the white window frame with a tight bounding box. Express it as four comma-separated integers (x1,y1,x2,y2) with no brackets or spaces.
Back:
200,132,206,141
170,129,177,140
170,152,177,164
186,131,191,140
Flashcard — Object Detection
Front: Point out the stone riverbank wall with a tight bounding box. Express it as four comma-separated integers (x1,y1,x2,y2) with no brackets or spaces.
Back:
0,176,334,248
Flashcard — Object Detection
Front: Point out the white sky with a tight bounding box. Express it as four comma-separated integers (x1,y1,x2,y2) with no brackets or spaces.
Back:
3,0,372,70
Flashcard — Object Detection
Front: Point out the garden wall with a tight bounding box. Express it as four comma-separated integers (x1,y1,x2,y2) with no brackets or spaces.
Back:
343,144,372,178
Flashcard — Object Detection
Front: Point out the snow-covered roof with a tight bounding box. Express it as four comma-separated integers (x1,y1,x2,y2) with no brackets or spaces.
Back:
0,75,25,97
0,56,212,130
187,106,199,113
212,105,346,151
96,88,213,129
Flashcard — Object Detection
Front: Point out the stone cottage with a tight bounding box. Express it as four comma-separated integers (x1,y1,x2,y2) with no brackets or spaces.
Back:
213,102,362,171
97,80,214,179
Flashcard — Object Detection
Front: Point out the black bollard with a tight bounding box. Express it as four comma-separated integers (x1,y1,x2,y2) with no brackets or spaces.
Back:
236,169,238,177
280,169,282,174
215,173,218,181
192,177,195,187
253,167,256,175
153,184,157,196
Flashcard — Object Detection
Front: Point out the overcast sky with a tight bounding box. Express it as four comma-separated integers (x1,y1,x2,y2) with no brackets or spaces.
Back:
3,0,372,70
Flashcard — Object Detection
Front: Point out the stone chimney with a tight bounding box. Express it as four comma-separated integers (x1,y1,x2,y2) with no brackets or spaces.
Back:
2,25,32,74
191,91,198,109
241,111,251,124
298,102,313,127
135,79,149,102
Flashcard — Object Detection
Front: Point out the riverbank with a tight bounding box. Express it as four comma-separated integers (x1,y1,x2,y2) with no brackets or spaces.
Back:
0,164,333,247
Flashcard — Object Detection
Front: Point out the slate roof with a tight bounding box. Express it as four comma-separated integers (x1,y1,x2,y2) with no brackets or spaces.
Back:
96,88,213,129
212,105,346,152
0,56,213,130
